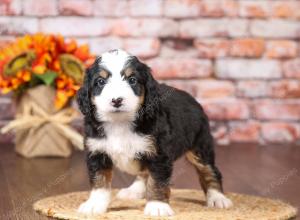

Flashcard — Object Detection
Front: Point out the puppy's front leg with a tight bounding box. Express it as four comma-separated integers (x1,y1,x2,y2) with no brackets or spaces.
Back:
78,151,113,215
144,159,174,216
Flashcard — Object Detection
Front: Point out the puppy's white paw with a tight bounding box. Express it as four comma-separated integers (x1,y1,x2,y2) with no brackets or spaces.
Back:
78,189,110,215
144,201,175,216
117,179,146,200
78,199,107,215
207,189,233,209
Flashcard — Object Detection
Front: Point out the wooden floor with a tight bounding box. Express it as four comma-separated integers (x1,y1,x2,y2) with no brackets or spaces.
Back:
0,143,299,220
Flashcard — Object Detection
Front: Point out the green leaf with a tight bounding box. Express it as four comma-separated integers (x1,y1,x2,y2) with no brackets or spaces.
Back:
34,71,58,86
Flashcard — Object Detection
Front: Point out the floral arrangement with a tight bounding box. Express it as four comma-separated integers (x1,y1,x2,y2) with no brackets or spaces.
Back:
0,33,94,109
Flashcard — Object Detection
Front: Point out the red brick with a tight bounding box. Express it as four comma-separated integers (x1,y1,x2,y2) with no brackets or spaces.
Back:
164,0,237,18
229,121,261,143
40,18,112,37
129,0,162,16
113,18,178,37
164,0,201,18
195,80,235,99
261,122,300,143
216,59,282,79
239,1,270,18
0,0,22,15
194,39,229,58
23,0,57,16
88,37,123,54
180,19,249,38
200,0,225,17
250,19,300,39
123,38,161,58
230,38,265,57
146,58,212,79
237,81,268,98
0,17,38,35
93,0,128,16
59,0,93,16
221,0,239,17
283,59,300,78
210,122,229,145
160,80,197,97
201,98,250,120
265,40,298,58
270,80,300,98
253,100,300,120
271,1,300,19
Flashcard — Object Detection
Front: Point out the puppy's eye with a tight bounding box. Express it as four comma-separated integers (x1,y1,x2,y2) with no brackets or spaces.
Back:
128,76,137,85
96,78,106,87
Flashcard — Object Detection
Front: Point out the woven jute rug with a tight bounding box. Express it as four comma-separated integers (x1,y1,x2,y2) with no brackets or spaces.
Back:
33,189,297,220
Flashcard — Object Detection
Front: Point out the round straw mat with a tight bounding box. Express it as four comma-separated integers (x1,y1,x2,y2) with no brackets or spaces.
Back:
33,189,297,220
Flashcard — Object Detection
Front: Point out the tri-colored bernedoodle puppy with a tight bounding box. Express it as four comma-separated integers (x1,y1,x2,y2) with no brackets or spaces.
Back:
76,49,232,217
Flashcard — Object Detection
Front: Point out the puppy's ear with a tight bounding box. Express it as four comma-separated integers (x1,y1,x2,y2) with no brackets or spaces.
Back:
76,82,90,116
142,63,160,119
76,56,101,117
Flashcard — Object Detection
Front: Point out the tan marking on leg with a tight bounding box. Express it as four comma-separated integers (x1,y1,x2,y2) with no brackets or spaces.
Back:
186,151,222,193
78,169,112,214
146,175,170,203
92,169,112,189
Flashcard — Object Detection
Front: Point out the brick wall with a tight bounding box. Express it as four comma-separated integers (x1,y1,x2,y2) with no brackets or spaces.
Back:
1,0,300,145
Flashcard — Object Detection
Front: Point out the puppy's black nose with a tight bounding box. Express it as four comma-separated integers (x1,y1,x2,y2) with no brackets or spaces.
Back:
111,97,123,108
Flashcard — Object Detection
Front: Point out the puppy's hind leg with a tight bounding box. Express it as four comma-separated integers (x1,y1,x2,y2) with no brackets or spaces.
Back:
186,144,232,209
117,174,148,200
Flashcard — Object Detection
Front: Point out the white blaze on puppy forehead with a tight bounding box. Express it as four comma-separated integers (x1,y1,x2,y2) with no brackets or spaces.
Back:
100,49,131,75
93,49,140,122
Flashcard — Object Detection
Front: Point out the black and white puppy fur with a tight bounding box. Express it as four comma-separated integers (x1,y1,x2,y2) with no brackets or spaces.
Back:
77,49,232,217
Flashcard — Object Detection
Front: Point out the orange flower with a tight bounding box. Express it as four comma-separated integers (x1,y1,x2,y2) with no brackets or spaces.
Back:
64,39,77,53
66,89,75,97
17,70,31,82
56,80,66,89
74,44,90,61
0,33,94,109
11,78,21,89
32,64,46,74
0,79,12,94
1,87,12,94
55,90,69,109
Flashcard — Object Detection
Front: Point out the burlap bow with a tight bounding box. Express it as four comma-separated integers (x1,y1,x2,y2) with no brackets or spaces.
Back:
1,101,84,151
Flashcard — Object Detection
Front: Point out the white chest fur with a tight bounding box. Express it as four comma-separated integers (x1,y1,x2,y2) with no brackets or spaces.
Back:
86,122,154,175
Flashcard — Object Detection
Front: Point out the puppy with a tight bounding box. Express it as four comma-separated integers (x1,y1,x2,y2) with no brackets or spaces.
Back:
77,49,232,216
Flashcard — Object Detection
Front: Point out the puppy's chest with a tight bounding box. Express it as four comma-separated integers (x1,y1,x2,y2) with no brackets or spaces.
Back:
87,123,153,175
